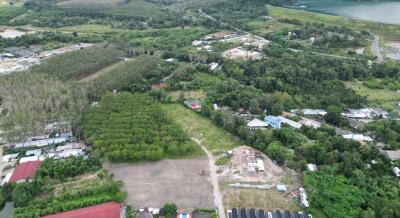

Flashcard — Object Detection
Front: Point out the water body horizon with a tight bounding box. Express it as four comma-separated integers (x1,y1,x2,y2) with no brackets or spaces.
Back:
291,0,400,25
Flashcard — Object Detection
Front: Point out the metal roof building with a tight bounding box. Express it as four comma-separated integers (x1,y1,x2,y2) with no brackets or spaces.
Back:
9,160,41,183
42,202,121,218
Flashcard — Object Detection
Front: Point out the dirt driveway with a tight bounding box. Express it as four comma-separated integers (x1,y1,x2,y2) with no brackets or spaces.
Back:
105,157,214,209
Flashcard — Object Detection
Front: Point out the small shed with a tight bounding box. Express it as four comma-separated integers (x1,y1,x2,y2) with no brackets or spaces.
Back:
276,184,287,192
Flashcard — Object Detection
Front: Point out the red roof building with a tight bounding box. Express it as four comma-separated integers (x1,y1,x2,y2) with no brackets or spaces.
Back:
42,202,121,218
151,83,166,90
9,160,41,183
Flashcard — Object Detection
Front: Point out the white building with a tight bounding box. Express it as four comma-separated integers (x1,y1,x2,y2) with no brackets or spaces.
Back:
19,156,39,163
278,116,303,129
246,118,268,130
307,164,318,172
341,108,388,119
393,167,400,177
299,188,310,208
342,134,373,142
276,184,287,192
25,149,42,157
209,62,219,71
290,109,327,116
2,153,19,163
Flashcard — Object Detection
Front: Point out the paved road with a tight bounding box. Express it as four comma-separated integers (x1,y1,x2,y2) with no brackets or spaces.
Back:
372,34,384,63
192,137,226,218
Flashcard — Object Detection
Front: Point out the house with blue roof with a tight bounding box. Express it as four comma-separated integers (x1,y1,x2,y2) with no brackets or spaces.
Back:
264,116,281,129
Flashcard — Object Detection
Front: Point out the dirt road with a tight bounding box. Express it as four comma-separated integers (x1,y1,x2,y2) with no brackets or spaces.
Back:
372,34,384,63
192,137,226,218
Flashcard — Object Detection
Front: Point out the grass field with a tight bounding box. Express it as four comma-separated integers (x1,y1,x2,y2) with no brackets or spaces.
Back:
105,0,164,19
57,0,125,10
346,81,400,110
221,180,301,211
0,5,26,25
163,104,242,153
267,5,400,41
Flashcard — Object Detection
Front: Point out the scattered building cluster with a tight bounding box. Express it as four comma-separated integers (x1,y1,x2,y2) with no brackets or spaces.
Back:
290,109,327,116
1,127,87,186
341,108,388,119
192,31,270,60
10,132,73,148
227,208,312,218
0,44,93,75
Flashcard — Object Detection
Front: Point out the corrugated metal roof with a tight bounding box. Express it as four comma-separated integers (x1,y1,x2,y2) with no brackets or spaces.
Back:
9,161,41,183
42,202,121,218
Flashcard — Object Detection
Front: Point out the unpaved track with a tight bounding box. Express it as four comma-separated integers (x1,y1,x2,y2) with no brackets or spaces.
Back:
372,34,384,63
192,137,226,218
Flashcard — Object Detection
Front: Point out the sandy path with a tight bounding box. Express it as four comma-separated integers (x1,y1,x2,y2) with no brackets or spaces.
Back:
79,59,132,82
192,137,226,218
372,34,384,63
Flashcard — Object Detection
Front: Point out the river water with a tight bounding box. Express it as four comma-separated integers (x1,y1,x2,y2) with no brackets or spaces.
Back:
293,0,400,25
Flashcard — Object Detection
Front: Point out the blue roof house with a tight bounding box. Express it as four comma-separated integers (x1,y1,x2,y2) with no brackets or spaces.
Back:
265,116,281,129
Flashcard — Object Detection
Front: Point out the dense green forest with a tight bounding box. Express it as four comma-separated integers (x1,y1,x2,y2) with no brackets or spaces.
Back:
81,92,199,161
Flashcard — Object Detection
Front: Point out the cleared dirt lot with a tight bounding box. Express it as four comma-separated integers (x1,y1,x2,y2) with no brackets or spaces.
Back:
105,157,214,209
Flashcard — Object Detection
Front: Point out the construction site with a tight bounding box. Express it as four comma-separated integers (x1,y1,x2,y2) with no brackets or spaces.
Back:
216,146,302,211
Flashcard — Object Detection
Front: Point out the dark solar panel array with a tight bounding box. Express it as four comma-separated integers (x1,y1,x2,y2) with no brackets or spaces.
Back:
228,209,311,218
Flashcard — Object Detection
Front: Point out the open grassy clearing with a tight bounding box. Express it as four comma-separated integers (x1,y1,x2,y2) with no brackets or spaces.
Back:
221,183,301,211
346,81,400,111
162,104,242,153
0,5,26,25
247,18,295,36
79,59,125,82
105,0,164,19
56,0,126,10
345,81,400,102
267,5,400,41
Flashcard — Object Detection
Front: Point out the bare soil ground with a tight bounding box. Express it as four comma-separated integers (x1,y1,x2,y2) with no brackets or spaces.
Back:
105,157,214,209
